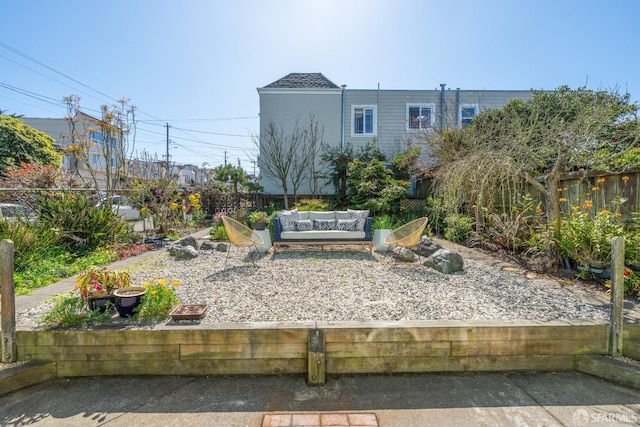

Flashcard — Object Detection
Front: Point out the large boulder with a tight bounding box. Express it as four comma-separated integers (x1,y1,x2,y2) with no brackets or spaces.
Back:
176,235,198,249
199,240,217,251
169,245,198,260
393,247,416,263
412,236,443,258
423,248,464,274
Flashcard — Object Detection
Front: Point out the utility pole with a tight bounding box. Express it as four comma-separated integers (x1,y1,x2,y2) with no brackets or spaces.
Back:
166,123,170,178
224,150,227,166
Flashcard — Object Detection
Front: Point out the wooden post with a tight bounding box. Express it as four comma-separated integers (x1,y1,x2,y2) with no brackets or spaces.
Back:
1,239,17,363
609,236,624,357
308,329,325,385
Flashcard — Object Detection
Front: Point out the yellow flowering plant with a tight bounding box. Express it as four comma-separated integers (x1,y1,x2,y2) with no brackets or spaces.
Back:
135,276,181,322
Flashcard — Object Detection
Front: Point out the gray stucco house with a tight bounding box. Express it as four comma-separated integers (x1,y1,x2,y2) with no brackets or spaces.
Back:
258,73,536,196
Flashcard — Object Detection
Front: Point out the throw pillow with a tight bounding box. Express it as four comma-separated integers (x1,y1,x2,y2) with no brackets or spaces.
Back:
313,219,335,230
277,209,299,232
336,219,358,231
346,209,369,231
294,219,313,231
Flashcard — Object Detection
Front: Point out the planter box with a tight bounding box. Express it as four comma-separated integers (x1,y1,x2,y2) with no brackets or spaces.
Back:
170,304,208,321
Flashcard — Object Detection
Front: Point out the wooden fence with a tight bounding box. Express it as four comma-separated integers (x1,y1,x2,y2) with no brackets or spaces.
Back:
417,170,640,219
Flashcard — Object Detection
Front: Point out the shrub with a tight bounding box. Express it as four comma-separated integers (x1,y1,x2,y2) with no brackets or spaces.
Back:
372,214,398,230
211,224,228,241
0,220,60,271
36,191,127,255
136,278,181,322
555,208,625,268
444,214,474,243
294,198,329,211
426,196,447,236
482,196,540,253
38,293,112,329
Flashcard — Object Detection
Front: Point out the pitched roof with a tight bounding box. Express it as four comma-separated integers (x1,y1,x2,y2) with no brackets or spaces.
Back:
263,73,340,89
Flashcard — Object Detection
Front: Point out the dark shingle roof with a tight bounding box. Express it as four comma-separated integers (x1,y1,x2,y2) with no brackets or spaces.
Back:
263,73,339,89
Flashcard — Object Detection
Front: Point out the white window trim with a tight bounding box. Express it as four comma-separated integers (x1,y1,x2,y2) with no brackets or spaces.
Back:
406,103,436,131
459,103,479,127
350,105,377,137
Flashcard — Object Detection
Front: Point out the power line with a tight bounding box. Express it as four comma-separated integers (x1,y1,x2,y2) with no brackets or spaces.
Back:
0,41,258,168
170,126,253,138
138,116,257,123
0,41,120,104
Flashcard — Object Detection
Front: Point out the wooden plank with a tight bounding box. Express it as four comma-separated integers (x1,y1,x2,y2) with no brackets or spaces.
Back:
610,236,625,356
323,324,607,343
326,341,451,358
17,328,309,346
308,329,325,385
18,344,180,362
0,362,56,396
326,355,575,374
180,343,307,359
55,358,307,377
451,339,607,356
1,239,16,363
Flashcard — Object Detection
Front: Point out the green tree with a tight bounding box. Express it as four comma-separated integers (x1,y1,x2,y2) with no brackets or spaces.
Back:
0,115,62,173
431,86,640,228
347,157,408,214
321,142,354,208
213,164,247,194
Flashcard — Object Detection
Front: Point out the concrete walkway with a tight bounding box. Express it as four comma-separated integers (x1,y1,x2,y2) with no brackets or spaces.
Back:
2,370,640,426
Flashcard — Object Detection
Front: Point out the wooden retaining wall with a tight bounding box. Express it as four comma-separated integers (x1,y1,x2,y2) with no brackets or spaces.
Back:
14,319,631,383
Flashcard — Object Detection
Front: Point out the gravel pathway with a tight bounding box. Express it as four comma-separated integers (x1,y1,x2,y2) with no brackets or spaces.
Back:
17,245,611,327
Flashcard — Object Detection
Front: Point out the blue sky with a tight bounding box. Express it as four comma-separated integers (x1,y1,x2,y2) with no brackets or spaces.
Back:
2,0,639,171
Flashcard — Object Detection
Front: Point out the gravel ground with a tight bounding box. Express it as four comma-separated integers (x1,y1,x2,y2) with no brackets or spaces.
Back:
19,244,611,327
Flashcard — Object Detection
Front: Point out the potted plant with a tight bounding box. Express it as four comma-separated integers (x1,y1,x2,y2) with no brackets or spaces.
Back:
248,211,270,230
114,286,148,318
372,215,396,252
75,266,132,312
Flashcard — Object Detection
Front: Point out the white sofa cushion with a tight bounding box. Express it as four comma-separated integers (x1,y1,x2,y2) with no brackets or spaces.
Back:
334,211,349,220
309,211,336,221
297,211,310,220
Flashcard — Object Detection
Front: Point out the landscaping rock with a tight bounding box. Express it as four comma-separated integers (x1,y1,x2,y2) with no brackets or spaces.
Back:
393,247,416,262
423,248,464,274
199,240,217,251
170,245,199,259
412,237,443,258
216,243,229,252
176,236,199,249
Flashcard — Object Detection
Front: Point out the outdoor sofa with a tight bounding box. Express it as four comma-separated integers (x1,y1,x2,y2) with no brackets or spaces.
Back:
273,209,373,253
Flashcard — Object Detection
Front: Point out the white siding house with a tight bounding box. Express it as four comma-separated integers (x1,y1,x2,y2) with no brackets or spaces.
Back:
257,73,537,197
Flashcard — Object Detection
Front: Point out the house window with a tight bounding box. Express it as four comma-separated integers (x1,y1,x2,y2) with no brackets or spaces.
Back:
91,131,103,144
460,104,478,128
90,154,101,165
406,104,435,130
351,105,376,136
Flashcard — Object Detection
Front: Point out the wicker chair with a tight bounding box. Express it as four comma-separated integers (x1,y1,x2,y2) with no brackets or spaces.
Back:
221,216,264,267
384,217,428,261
